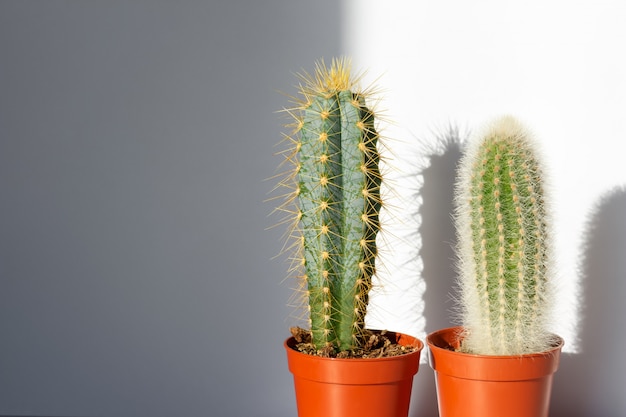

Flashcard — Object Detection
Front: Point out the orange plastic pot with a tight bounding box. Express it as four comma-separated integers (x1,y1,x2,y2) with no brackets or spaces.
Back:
284,331,424,417
427,326,564,417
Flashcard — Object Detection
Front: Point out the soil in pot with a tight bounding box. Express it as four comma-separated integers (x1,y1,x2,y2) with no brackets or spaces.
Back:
289,326,420,358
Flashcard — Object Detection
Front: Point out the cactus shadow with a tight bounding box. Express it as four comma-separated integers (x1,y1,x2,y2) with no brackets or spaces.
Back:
418,128,463,337
409,126,464,417
550,187,626,417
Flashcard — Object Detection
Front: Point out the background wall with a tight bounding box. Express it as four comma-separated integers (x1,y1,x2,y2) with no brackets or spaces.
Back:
0,1,340,416
1,1,625,417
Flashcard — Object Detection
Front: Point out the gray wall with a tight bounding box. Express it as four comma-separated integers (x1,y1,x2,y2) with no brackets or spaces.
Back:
0,2,340,416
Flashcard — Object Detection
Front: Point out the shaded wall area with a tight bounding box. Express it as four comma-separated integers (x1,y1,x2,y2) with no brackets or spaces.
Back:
410,128,463,417
0,2,341,416
551,188,626,417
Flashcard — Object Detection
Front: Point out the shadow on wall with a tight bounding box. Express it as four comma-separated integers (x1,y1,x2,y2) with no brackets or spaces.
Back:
410,126,463,417
550,187,626,417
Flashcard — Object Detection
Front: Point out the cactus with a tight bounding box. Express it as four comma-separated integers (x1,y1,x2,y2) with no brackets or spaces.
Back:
276,58,382,352
454,116,554,355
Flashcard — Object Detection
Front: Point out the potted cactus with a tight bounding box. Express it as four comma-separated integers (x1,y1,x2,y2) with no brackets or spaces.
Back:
426,116,564,417
274,58,423,417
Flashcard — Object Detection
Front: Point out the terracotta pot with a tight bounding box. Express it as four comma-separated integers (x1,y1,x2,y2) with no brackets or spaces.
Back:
284,331,424,417
427,326,564,417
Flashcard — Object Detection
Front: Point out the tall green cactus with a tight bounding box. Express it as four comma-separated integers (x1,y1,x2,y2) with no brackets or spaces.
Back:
278,58,382,351
454,116,554,355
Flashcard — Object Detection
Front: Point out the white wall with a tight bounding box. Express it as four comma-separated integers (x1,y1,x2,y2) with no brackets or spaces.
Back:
344,1,626,415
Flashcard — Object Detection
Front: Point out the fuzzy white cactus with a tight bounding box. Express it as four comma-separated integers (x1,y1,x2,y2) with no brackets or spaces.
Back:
454,116,555,355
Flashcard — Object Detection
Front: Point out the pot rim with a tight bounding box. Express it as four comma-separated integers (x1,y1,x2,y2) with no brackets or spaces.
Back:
285,330,424,385
426,326,564,359
426,326,564,381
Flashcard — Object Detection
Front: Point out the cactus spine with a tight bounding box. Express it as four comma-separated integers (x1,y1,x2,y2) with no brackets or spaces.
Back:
279,58,382,351
455,116,553,355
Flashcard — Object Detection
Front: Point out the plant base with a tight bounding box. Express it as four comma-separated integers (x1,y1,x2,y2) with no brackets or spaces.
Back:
284,331,424,417
427,326,564,417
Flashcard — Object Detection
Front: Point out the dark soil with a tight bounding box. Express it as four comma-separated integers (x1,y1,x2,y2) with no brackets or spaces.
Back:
289,327,419,359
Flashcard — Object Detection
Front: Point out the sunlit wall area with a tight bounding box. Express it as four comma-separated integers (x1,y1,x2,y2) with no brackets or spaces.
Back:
344,1,626,415
344,0,626,354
